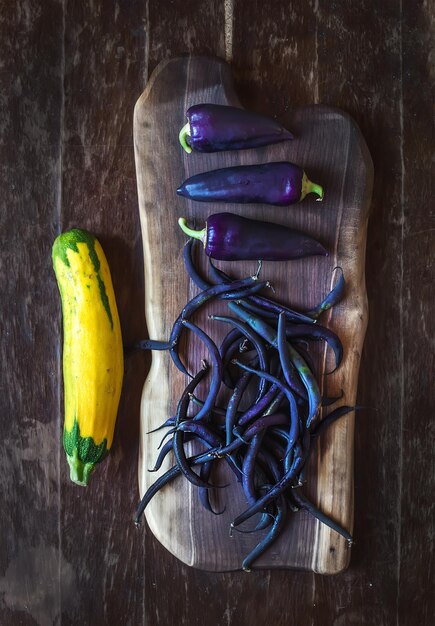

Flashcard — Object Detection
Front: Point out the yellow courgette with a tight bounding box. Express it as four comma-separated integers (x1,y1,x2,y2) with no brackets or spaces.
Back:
52,229,124,486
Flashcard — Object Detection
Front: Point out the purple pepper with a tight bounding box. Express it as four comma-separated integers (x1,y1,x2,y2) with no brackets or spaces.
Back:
178,213,328,261
179,104,293,154
176,161,324,206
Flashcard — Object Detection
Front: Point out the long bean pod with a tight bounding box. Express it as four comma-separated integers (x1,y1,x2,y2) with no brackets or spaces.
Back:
285,322,343,374
232,360,299,453
169,277,268,375
225,370,253,445
241,495,287,572
211,314,269,399
183,238,211,291
277,313,321,427
181,321,223,422
231,452,306,527
307,267,345,320
291,489,353,543
173,364,217,489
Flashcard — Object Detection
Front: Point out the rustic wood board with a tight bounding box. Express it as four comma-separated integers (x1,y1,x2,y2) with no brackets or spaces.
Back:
134,56,373,573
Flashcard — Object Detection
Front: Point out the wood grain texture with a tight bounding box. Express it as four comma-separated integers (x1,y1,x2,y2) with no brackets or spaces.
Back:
59,1,148,624
1,0,434,623
1,2,148,625
399,1,435,624
134,56,373,573
0,2,64,625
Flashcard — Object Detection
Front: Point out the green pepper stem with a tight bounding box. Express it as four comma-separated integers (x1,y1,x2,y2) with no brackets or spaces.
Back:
301,172,324,202
178,217,206,244
179,122,192,154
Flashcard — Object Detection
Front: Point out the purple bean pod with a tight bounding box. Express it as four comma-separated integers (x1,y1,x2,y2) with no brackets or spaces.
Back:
180,321,223,422
232,360,299,455
277,313,320,427
239,432,274,533
210,314,269,400
285,322,343,374
177,420,243,482
169,277,268,376
291,489,353,544
198,461,226,515
220,334,249,389
206,256,315,325
173,363,217,489
231,443,309,527
225,370,253,445
183,238,211,291
307,267,346,320
311,405,356,440
237,383,281,427
241,495,287,572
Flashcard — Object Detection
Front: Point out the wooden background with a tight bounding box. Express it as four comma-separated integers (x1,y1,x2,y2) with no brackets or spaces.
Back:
1,1,433,624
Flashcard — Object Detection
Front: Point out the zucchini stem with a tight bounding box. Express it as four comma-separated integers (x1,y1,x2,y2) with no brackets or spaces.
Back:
67,448,95,486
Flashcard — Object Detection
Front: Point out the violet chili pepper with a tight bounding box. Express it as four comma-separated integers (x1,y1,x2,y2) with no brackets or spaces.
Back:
179,103,293,154
176,161,323,204
178,213,328,261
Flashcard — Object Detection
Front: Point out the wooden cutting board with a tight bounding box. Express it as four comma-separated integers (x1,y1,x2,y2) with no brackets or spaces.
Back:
134,56,373,573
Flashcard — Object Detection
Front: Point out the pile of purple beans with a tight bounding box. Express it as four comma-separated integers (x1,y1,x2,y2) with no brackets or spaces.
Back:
133,104,354,571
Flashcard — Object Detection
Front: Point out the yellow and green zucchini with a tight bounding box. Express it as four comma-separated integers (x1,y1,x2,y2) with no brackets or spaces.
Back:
52,229,124,486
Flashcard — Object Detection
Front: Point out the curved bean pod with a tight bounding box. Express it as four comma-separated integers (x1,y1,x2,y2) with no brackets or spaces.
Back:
241,495,287,572
211,314,269,399
277,313,321,427
225,370,253,445
240,432,273,533
285,323,343,374
307,267,345,320
232,360,299,453
181,321,223,422
311,405,356,439
135,446,227,524
183,238,211,291
173,364,217,489
237,383,281,427
199,461,226,515
205,256,315,325
176,420,243,482
169,278,269,376
231,447,308,527
291,489,353,543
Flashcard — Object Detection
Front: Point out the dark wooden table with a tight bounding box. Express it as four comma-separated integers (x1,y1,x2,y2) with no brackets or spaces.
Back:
1,1,433,624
